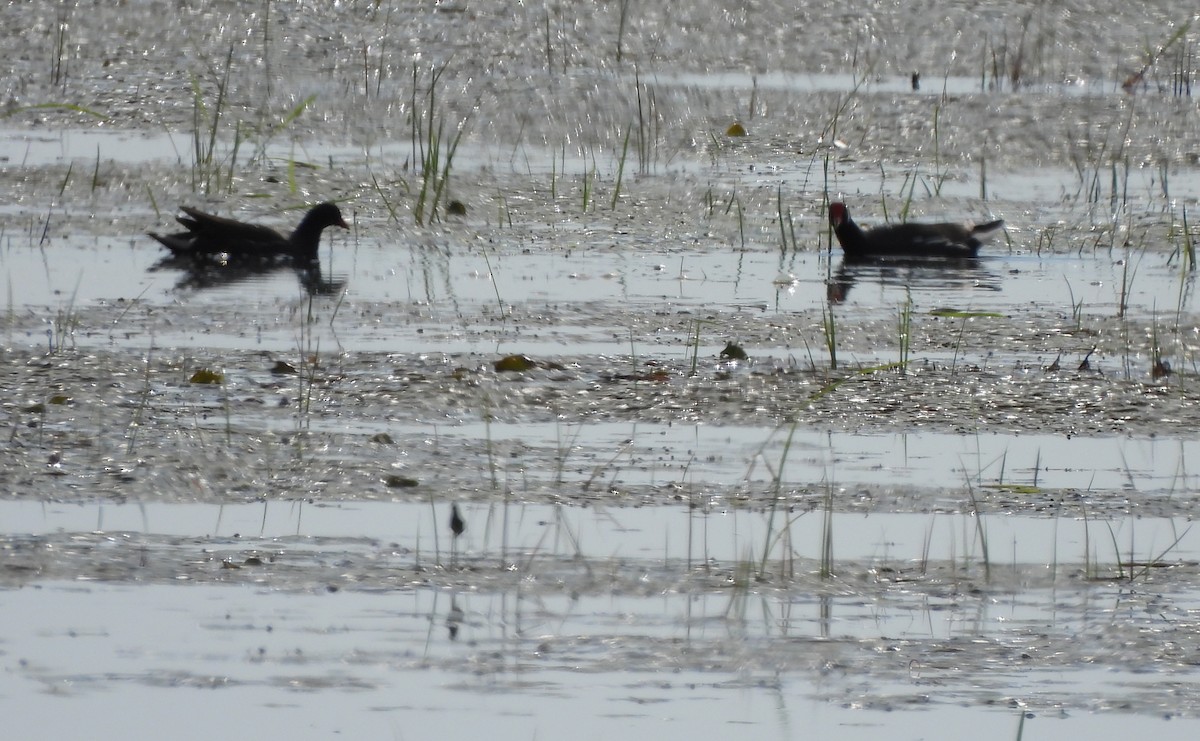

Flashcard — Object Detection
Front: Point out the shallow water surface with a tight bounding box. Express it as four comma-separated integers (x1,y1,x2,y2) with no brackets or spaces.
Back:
3,0,1200,736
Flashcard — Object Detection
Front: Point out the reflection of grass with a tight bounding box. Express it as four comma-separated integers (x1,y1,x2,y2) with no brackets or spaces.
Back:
819,477,834,580
50,276,82,354
686,319,705,376
961,467,992,580
126,344,155,455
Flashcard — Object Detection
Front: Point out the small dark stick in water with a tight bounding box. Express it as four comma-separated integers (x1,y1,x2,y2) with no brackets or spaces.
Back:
450,503,465,538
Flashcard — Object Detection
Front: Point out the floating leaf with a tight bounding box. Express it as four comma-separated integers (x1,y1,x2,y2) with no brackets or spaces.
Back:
494,354,536,372
190,369,224,384
49,394,71,405
385,475,420,488
725,122,748,137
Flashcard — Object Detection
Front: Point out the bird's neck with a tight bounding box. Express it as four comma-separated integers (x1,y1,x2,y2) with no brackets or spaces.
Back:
834,219,869,256
288,218,326,257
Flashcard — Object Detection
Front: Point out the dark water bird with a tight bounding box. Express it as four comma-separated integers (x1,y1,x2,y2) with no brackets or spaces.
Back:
148,202,348,263
450,503,465,538
829,202,1004,262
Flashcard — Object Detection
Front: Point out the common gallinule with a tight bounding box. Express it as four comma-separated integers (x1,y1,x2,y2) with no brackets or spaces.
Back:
829,202,1003,261
149,202,348,262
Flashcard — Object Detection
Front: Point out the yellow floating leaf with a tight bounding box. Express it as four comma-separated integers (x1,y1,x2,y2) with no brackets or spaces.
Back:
494,354,536,372
190,369,224,384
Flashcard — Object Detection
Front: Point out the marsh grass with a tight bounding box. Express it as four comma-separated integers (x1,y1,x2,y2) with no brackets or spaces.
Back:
428,493,443,567
1116,238,1146,319
611,124,632,210
821,301,838,370
930,104,946,196
411,62,471,225
1122,20,1193,93
981,10,1055,92
581,160,595,212
369,168,401,222
776,184,798,255
897,289,913,373
632,71,662,174
90,145,102,192
1168,206,1196,272
51,3,70,90
1064,278,1085,330
190,45,235,194
615,0,633,63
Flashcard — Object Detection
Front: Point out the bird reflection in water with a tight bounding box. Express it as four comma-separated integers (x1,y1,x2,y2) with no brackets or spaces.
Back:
149,252,346,296
826,257,1003,304
445,595,465,641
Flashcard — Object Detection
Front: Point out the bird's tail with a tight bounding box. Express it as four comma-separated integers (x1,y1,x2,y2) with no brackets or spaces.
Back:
971,220,1005,239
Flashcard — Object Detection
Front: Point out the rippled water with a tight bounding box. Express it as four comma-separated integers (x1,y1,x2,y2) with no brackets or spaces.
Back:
3,0,1200,738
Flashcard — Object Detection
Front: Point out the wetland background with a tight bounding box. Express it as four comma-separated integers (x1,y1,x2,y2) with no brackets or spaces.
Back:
3,1,1200,738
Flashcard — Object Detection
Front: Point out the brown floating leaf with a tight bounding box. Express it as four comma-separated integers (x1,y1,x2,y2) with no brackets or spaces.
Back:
190,369,224,384
494,354,536,372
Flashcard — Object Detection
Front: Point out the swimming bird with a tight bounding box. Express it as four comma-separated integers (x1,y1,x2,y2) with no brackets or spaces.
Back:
829,202,1003,261
148,202,348,263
